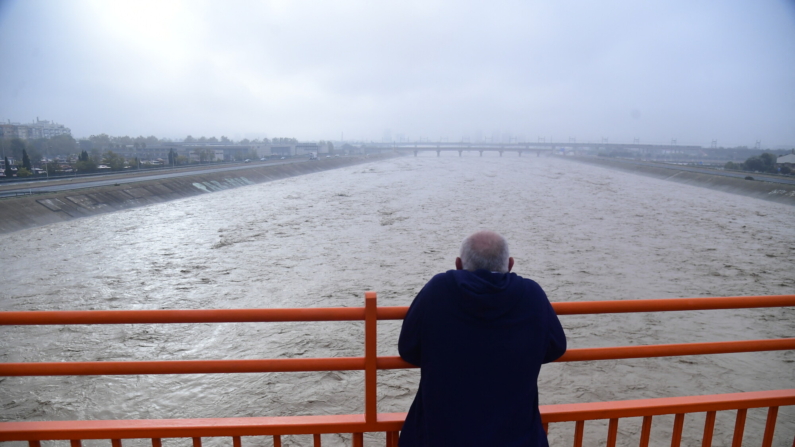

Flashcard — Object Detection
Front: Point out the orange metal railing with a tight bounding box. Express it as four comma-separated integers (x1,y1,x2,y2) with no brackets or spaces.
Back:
1,293,794,447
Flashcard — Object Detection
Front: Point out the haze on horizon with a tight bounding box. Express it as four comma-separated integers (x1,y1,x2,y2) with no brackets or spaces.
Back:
0,0,794,148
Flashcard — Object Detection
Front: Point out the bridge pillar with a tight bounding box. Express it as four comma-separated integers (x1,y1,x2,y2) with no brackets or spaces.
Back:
458,150,463,157
436,150,441,157
479,151,483,157
499,151,503,157
414,150,418,157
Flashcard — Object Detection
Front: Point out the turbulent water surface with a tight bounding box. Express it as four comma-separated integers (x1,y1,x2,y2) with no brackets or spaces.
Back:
1,155,794,446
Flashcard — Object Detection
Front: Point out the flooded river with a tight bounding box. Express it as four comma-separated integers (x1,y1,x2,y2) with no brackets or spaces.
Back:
1,154,793,446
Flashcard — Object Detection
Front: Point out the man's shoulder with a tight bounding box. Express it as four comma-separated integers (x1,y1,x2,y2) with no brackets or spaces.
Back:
508,272,543,290
422,270,457,290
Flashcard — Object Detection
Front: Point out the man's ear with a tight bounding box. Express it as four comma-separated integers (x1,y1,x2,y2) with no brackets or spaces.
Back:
455,257,463,270
508,257,514,272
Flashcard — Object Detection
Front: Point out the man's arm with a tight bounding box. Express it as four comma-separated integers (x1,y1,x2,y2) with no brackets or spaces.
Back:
398,283,429,367
542,298,567,364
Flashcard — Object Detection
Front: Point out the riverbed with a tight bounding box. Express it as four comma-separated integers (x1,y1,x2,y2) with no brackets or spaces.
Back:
1,154,793,446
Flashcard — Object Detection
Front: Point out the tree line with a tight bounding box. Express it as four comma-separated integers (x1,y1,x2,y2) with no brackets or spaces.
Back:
725,153,790,175
2,133,329,178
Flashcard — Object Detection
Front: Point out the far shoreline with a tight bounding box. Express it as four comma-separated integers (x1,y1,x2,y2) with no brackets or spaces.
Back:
559,155,795,206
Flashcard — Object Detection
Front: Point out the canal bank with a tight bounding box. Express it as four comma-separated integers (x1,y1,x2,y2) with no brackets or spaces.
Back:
0,154,399,234
562,156,795,205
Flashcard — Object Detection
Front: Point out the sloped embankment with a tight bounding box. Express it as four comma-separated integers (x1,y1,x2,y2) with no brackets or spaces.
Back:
0,155,396,234
564,156,795,205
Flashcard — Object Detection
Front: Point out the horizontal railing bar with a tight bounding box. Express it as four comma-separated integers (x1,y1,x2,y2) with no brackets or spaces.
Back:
0,414,369,441
1,390,792,441
552,295,795,315
376,338,795,369
558,338,795,361
0,358,365,376
1,296,792,326
3,338,792,376
0,308,366,325
540,389,795,423
377,295,795,319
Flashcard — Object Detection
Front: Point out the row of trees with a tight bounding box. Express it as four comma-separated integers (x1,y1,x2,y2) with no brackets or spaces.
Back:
725,153,790,174
0,135,77,163
87,134,161,151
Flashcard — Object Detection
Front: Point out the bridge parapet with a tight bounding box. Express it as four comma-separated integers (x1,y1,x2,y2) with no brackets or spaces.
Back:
1,294,793,446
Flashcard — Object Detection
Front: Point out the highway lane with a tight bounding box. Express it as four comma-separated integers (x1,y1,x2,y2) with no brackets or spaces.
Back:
0,159,310,198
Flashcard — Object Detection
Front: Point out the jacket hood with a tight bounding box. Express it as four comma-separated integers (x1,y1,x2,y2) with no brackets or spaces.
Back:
449,269,519,320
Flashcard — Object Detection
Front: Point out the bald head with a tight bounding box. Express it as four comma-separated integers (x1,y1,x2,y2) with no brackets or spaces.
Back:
458,231,513,273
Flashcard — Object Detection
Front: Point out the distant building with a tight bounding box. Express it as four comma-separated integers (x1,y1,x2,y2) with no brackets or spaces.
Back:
0,118,71,140
270,145,294,157
295,143,319,155
776,150,795,166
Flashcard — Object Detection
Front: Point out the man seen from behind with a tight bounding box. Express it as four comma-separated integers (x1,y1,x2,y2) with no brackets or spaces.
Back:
398,230,567,446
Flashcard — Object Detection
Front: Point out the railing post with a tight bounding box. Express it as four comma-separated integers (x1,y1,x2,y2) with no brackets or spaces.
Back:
639,416,653,447
352,433,364,447
386,431,399,446
573,421,584,447
606,418,618,447
761,407,778,447
365,291,378,427
701,411,716,447
671,413,685,447
731,408,746,447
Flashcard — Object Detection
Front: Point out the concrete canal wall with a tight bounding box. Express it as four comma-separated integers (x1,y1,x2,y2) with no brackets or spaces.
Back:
564,156,795,205
0,155,398,234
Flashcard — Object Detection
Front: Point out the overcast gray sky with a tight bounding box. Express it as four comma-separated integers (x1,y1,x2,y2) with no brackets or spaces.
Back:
1,0,794,147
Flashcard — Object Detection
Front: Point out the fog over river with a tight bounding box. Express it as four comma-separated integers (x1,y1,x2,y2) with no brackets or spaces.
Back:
1,155,793,446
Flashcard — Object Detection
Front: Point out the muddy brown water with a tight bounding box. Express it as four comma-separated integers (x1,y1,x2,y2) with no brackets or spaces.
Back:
1,154,793,446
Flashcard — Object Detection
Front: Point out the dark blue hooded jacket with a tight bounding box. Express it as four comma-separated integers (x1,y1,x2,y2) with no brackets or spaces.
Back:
398,270,567,447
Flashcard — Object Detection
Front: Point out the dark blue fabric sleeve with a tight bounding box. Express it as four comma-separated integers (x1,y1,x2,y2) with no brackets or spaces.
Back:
398,283,428,367
542,296,567,364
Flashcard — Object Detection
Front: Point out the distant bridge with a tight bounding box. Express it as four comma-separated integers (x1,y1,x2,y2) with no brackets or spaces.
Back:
361,142,704,157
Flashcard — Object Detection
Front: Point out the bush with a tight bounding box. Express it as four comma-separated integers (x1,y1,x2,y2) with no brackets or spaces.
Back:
780,166,792,175
17,167,32,178
76,159,98,173
741,153,777,173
